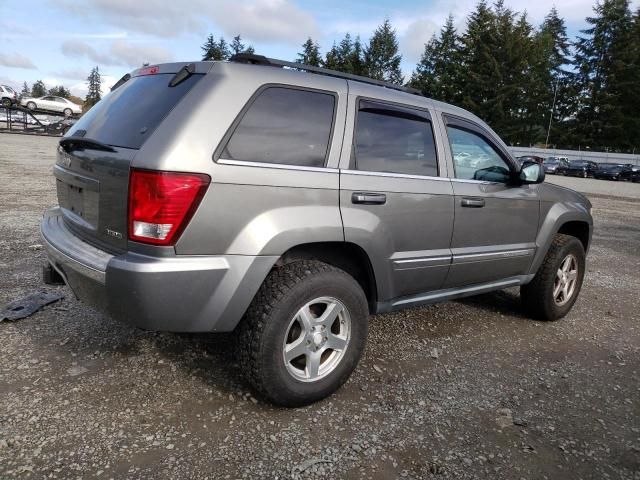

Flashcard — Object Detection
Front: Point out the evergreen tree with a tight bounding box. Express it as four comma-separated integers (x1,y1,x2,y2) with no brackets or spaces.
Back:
350,36,366,76
84,66,102,110
31,80,47,98
335,33,355,73
573,0,635,149
364,19,403,84
409,15,463,103
48,85,71,98
297,38,322,66
231,35,245,55
201,35,231,61
20,81,29,97
323,43,340,70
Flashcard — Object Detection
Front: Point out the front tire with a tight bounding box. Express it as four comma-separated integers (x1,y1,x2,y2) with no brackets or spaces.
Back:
63,108,72,117
236,260,369,407
1,98,11,107
521,234,585,321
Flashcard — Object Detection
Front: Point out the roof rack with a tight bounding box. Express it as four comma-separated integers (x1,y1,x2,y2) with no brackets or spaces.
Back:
229,53,422,97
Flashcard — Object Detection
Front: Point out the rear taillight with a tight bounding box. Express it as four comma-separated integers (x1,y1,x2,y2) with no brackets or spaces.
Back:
128,169,210,246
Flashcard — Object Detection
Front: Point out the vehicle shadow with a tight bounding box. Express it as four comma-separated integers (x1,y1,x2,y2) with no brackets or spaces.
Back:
455,288,529,320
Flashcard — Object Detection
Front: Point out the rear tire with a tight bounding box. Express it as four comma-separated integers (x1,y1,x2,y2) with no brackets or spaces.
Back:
1,98,11,107
63,108,72,117
26,101,36,110
236,260,369,407
521,234,585,321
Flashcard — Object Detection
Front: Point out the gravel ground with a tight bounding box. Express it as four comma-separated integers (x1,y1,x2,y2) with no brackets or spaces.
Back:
1,133,639,479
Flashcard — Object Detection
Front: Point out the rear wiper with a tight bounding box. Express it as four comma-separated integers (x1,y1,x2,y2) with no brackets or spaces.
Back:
60,137,116,153
168,63,195,87
111,73,131,91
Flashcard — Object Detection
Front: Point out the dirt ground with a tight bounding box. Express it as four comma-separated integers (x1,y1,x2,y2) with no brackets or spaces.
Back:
1,133,639,479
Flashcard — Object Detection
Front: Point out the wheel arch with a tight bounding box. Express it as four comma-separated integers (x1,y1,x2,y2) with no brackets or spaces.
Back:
275,242,378,314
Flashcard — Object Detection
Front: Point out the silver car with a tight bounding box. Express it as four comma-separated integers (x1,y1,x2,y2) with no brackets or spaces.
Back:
21,95,82,116
41,56,593,406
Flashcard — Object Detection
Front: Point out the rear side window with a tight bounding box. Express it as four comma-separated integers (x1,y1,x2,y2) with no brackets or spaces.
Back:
222,87,335,167
354,102,438,177
66,73,203,149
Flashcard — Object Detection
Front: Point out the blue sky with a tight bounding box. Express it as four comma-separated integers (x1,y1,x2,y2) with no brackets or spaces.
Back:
1,0,636,98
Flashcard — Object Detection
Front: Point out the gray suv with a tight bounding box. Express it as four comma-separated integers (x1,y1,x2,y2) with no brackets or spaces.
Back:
41,56,593,406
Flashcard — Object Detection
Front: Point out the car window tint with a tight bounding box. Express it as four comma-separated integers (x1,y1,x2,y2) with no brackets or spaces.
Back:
446,126,511,182
354,106,438,176
222,87,335,167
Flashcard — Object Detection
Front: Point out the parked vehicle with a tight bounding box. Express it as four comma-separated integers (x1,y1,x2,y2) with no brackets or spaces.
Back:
543,157,570,174
0,85,18,107
20,95,82,116
516,155,545,166
593,163,633,181
41,56,593,406
564,160,598,178
630,165,640,183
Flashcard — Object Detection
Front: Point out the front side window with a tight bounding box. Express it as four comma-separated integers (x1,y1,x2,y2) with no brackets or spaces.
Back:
222,87,335,167
354,102,438,177
446,126,511,182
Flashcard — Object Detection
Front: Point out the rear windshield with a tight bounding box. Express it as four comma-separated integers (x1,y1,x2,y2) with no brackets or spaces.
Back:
66,73,203,149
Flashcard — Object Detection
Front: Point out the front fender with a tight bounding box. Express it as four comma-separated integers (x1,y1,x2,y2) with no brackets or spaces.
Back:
528,200,593,276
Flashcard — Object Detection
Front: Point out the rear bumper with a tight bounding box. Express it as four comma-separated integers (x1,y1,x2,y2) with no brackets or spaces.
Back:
41,208,277,332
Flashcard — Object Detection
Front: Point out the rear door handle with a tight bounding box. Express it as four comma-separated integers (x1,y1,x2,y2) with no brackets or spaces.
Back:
461,197,485,208
352,192,387,205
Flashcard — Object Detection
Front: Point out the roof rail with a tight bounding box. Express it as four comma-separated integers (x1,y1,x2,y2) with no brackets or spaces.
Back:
229,53,422,96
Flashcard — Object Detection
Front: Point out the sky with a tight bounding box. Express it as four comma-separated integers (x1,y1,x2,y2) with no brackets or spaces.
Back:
1,0,637,98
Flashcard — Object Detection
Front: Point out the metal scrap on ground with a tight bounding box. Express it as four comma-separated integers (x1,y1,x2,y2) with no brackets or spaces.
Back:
0,292,64,321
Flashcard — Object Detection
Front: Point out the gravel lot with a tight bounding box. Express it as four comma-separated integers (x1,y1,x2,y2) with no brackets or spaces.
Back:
1,133,639,479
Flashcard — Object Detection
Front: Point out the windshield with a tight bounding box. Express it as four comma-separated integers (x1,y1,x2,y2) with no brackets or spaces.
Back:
570,161,589,167
544,159,559,164
599,164,622,170
66,73,203,149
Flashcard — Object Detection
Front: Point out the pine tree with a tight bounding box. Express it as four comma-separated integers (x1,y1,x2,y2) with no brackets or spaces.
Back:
201,35,231,61
323,43,340,70
573,0,635,149
84,66,102,110
20,81,29,97
231,35,246,55
31,80,47,98
48,85,71,98
335,33,355,73
201,34,217,61
297,38,322,66
409,15,462,103
350,36,366,76
364,19,403,84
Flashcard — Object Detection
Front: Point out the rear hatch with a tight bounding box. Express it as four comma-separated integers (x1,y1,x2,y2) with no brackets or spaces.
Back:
55,63,208,251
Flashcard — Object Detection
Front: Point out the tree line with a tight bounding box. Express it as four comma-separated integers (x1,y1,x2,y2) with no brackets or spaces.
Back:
259,0,638,152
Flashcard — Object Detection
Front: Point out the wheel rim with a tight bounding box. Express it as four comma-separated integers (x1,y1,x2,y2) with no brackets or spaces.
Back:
282,296,351,382
553,254,579,306
27,102,35,110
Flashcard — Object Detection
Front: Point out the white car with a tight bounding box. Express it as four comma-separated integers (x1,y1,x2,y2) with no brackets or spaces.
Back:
1,85,18,107
21,95,82,116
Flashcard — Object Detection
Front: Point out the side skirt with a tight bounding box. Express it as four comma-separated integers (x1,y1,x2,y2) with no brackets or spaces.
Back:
375,274,535,314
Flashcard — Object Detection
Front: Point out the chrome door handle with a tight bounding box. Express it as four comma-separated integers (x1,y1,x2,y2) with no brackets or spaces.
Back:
352,192,387,205
461,197,485,208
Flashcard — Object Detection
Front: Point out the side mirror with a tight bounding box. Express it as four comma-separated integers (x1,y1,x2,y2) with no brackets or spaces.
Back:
518,160,545,184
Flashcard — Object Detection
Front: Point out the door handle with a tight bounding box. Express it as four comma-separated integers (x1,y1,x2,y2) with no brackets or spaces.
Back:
461,197,485,208
352,192,387,205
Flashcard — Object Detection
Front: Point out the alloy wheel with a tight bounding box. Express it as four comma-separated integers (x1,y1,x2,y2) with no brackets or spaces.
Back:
553,254,578,306
282,296,351,382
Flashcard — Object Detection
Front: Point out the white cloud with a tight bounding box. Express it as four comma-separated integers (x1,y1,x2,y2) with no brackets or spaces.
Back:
207,0,319,44
61,39,173,68
400,18,439,61
55,0,318,45
0,53,37,70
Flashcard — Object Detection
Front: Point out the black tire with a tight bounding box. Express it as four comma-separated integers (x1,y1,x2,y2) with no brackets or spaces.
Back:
236,260,369,407
521,234,585,321
63,108,72,117
1,98,11,107
26,101,36,110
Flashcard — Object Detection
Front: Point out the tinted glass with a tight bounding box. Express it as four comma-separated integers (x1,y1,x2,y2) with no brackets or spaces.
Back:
447,126,511,182
67,73,203,149
223,87,335,167
354,107,438,176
